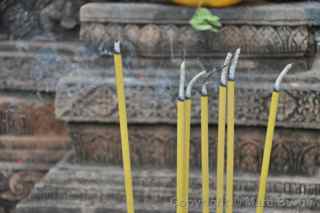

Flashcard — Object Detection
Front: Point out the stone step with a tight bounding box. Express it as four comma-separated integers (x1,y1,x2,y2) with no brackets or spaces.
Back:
17,200,316,213
16,160,320,213
43,163,320,196
27,183,320,209
17,200,314,213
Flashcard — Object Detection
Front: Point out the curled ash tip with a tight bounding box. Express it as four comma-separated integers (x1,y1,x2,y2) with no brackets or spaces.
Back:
274,64,292,91
229,48,241,80
201,82,210,96
114,40,121,53
186,71,207,98
221,53,233,86
178,61,186,100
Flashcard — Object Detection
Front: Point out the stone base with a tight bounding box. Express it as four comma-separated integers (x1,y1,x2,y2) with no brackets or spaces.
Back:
16,152,320,213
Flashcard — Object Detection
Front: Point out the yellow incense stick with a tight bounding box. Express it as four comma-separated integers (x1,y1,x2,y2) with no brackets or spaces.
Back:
183,98,192,213
113,41,135,213
177,100,186,213
184,70,208,213
177,62,186,213
255,91,279,213
226,80,235,213
226,49,240,213
216,53,233,213
216,85,227,213
256,64,292,213
201,84,209,213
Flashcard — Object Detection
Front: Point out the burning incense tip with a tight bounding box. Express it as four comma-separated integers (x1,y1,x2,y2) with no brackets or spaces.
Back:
179,61,186,100
221,53,233,86
274,64,293,91
201,82,209,96
200,69,218,96
186,71,207,99
229,48,241,81
114,40,121,53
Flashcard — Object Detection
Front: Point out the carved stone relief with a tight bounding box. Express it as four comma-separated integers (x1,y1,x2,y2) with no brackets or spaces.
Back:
81,23,311,58
70,124,320,176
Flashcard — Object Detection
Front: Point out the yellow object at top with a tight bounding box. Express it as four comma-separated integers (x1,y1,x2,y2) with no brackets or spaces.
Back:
173,0,241,8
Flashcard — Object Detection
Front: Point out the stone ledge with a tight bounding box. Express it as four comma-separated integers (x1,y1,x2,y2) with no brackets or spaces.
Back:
15,157,320,213
80,2,320,26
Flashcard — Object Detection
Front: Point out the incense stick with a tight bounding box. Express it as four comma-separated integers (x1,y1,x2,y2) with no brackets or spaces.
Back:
256,64,292,213
216,53,233,213
177,61,186,213
226,48,240,213
113,41,135,213
184,70,207,213
201,82,210,213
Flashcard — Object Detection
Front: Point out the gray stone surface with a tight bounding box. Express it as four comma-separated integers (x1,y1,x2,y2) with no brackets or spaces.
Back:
0,41,99,92
80,2,320,26
15,155,320,213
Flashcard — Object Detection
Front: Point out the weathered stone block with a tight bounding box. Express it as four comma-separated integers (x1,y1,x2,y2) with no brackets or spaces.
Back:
15,159,320,213
80,2,320,71
55,72,320,129
69,124,320,176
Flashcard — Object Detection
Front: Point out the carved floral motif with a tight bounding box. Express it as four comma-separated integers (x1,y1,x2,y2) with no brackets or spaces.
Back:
56,79,320,129
0,171,44,212
71,125,320,176
81,23,310,57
